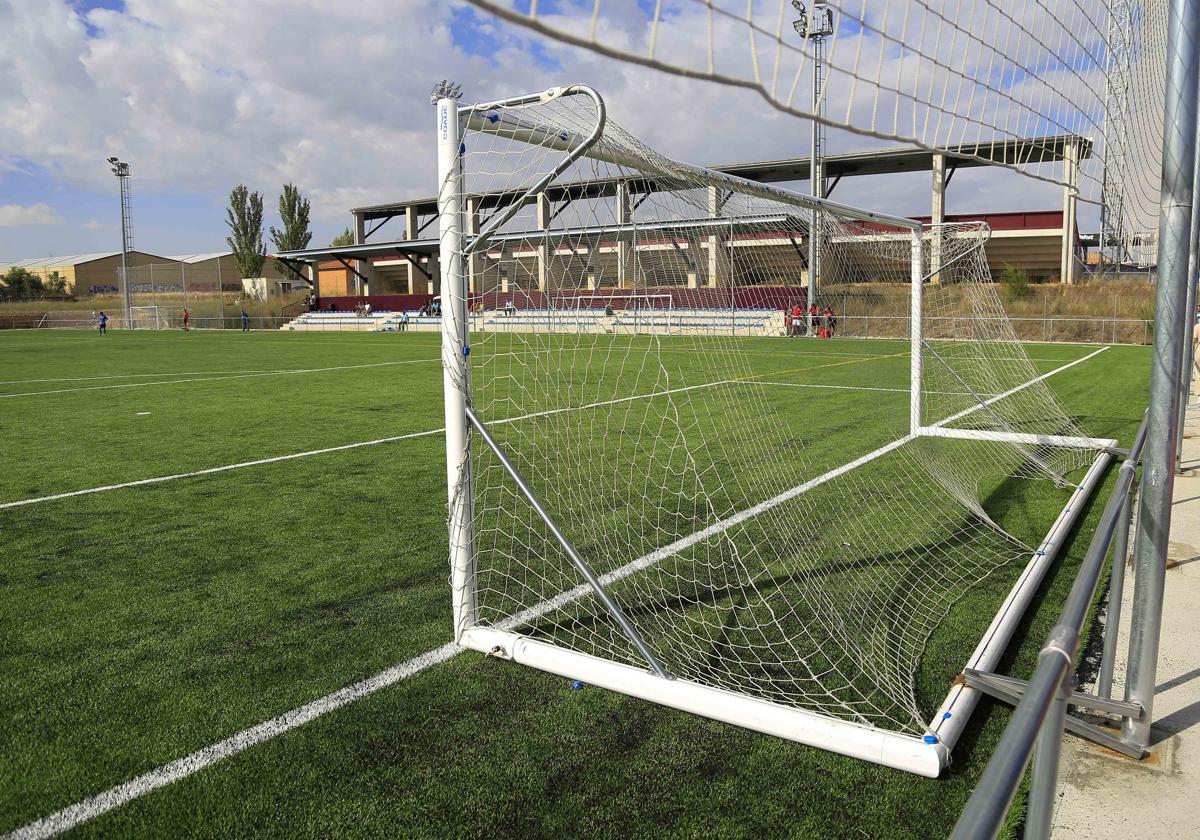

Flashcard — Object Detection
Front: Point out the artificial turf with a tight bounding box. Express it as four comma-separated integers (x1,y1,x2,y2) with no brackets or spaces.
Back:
0,328,1149,838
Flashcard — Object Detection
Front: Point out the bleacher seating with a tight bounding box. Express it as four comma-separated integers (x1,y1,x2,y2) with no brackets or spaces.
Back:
281,307,785,336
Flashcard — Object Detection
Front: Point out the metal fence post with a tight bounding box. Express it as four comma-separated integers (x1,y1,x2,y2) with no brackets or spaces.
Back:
1099,483,1135,698
1123,0,1200,750
1175,143,1200,471
1025,669,1072,839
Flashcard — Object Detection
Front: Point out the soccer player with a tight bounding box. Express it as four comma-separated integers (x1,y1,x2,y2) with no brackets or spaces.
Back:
182,308,190,331
791,302,803,336
825,306,837,338
241,309,250,332
98,311,107,335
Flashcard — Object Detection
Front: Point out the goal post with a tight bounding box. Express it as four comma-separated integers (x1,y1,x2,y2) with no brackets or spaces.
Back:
438,84,1115,777
128,305,167,330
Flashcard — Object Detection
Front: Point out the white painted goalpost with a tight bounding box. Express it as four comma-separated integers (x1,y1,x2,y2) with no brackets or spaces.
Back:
437,85,1115,777
128,305,168,331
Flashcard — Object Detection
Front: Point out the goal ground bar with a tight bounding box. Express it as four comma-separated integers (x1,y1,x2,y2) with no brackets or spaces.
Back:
461,626,948,778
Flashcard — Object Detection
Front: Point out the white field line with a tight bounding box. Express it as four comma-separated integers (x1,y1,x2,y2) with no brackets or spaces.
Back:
2,352,907,510
0,369,293,386
928,346,1109,429
0,359,437,399
2,346,1108,838
3,643,463,840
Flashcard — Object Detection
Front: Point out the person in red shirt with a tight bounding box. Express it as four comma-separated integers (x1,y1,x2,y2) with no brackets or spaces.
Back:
791,302,803,337
182,308,190,331
809,303,820,337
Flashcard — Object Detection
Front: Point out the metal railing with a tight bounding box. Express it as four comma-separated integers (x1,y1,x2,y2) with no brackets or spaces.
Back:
950,412,1149,840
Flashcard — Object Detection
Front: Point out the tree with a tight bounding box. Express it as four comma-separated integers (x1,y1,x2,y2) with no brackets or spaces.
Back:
0,267,45,298
269,183,312,253
329,227,355,247
225,184,266,278
269,184,312,283
45,271,68,296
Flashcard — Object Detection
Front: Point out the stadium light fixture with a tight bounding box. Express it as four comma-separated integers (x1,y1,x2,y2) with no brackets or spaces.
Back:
792,1,834,329
430,80,463,104
107,156,134,326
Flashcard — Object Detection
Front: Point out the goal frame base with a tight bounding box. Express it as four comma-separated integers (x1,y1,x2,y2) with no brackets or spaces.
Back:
454,444,1114,777
461,625,947,777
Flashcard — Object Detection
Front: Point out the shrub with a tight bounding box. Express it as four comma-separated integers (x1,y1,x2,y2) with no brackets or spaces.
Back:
1001,265,1033,302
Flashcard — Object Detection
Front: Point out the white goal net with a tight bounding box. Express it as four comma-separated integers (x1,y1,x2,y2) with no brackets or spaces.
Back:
465,0,1167,272
438,85,1112,775
128,305,168,330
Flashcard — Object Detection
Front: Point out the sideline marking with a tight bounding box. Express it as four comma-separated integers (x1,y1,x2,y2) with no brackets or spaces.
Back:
0,359,436,399
3,346,1110,838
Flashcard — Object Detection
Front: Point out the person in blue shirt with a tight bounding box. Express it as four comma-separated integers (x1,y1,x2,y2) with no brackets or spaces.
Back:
241,309,250,332
98,311,107,335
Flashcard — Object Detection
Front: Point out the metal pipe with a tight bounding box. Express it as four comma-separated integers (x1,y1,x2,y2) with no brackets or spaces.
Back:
951,646,1071,839
1025,666,1073,840
1098,483,1134,698
464,404,671,680
1175,139,1200,471
1124,0,1200,749
950,412,1149,839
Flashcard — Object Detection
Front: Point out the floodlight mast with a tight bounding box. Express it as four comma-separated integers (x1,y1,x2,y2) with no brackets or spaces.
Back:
792,1,834,332
108,157,134,328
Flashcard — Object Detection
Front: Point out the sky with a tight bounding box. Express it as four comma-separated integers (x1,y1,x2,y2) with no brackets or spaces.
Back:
0,0,1073,262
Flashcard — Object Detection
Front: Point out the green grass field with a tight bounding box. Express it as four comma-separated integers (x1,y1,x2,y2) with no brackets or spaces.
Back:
0,328,1148,838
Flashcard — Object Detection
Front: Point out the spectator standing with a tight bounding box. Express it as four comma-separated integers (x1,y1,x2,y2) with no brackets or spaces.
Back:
98,311,107,335
241,309,250,332
791,302,803,336
182,308,190,331
825,306,837,338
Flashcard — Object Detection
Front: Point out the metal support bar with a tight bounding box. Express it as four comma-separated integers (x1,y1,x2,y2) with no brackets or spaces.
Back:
335,257,370,284
784,231,809,267
1026,672,1071,840
962,669,1143,719
1099,469,1138,698
416,213,437,235
400,251,432,280
824,173,842,197
547,194,575,225
463,404,671,680
944,163,959,189
365,214,396,239
631,189,653,213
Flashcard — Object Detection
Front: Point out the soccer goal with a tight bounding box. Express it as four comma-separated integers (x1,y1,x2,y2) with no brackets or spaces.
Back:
437,85,1116,776
128,305,168,330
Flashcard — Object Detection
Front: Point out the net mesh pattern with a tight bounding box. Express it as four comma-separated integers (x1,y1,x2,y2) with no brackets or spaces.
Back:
446,90,1096,736
465,0,1167,268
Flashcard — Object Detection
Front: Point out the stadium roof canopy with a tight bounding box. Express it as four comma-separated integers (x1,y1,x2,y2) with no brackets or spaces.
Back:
349,135,1093,223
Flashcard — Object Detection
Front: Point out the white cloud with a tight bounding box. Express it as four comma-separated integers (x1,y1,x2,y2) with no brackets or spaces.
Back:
83,219,104,230
0,203,60,227
0,0,1103,251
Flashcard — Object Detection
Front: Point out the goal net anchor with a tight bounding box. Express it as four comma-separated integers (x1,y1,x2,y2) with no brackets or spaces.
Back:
439,84,1116,778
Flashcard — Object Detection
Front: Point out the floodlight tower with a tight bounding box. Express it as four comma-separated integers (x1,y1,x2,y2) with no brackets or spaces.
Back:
107,157,134,327
793,1,834,328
